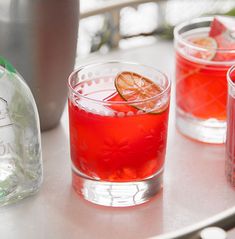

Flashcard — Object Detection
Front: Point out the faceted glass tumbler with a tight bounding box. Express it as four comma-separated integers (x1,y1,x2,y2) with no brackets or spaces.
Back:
0,57,42,206
174,17,235,144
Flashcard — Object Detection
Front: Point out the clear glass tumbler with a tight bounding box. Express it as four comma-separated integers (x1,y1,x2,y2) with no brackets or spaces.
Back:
226,65,235,186
174,17,235,144
68,61,171,207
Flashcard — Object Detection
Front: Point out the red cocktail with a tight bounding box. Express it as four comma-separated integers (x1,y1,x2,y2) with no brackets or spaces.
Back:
174,16,235,143
68,62,171,207
226,65,235,186
176,52,227,120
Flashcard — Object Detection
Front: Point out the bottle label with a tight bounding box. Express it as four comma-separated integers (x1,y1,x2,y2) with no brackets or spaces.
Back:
0,97,12,128
0,97,15,157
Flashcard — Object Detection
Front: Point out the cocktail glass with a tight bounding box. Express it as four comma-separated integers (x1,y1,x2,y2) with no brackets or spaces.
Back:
68,61,171,207
174,17,235,143
226,65,235,186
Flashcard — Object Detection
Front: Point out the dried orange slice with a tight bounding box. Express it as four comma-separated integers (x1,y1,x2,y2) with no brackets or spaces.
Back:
188,36,217,60
115,71,168,114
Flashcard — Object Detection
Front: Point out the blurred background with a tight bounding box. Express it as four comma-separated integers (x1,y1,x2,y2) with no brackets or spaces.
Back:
78,0,235,58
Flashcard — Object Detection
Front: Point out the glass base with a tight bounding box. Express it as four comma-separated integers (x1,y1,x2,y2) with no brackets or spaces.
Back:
0,162,42,207
72,167,163,207
0,185,41,207
176,109,226,144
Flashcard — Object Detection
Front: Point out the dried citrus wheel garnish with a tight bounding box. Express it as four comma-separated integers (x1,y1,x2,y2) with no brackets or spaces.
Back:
188,36,217,60
209,17,235,61
115,71,168,114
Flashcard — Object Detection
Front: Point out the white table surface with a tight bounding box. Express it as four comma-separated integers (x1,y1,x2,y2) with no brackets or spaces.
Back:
0,40,234,239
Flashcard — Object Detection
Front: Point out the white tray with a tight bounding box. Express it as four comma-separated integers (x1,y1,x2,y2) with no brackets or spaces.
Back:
0,41,234,239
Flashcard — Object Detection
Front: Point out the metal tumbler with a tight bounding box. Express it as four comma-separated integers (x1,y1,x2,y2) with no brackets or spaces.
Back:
0,0,79,131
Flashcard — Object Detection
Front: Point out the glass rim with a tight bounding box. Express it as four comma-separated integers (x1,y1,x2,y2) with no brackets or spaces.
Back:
174,16,235,54
227,65,235,88
68,61,171,105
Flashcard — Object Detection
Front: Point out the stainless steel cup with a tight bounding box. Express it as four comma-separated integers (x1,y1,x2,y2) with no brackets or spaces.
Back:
0,0,79,131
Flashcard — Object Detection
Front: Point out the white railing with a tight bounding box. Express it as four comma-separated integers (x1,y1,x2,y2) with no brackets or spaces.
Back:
80,0,163,19
80,0,165,48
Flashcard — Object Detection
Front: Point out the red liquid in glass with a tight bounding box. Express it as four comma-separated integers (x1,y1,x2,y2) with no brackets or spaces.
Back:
69,99,169,182
176,52,228,120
